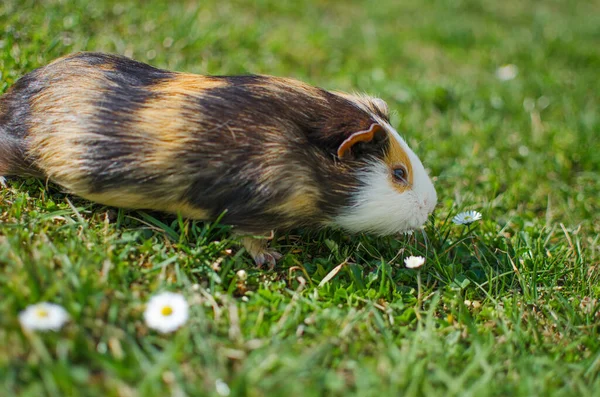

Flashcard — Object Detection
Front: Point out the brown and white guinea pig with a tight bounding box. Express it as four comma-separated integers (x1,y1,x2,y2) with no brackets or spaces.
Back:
0,52,437,266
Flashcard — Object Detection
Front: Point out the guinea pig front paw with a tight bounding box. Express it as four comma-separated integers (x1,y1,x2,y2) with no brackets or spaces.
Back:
253,250,283,270
239,233,282,269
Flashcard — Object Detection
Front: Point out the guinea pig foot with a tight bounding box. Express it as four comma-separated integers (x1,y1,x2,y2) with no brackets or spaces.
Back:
240,234,282,269
0,177,6,188
253,250,283,269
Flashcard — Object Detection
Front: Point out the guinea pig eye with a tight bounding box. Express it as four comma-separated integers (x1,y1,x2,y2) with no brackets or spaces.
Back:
392,166,409,184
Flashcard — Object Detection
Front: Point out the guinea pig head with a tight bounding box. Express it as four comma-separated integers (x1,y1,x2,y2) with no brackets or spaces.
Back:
331,96,437,235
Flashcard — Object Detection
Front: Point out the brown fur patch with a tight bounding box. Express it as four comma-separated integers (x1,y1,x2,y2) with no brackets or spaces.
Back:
150,73,228,94
384,136,414,193
167,202,210,220
257,150,321,221
131,94,194,182
269,186,320,219
82,190,210,219
27,59,108,193
129,73,232,190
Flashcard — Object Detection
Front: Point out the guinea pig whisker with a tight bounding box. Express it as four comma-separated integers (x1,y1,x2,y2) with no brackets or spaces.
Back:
420,228,430,255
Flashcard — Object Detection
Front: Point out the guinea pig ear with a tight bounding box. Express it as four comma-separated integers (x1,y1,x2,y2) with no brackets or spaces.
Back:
337,123,384,160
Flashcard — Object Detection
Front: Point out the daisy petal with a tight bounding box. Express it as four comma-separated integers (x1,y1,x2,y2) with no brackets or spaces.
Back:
452,210,482,225
404,255,426,269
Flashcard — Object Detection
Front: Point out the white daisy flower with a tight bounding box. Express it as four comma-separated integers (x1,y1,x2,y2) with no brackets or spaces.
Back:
236,269,248,281
19,302,69,331
452,210,483,225
404,255,425,269
495,64,518,81
144,292,189,333
215,379,231,396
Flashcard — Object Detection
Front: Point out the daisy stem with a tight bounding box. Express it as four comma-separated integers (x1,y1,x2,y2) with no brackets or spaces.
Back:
461,224,471,239
416,270,422,321
442,224,479,255
459,223,476,242
24,332,53,363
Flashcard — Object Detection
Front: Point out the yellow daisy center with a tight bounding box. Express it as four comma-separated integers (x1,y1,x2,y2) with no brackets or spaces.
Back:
161,305,173,316
36,309,49,318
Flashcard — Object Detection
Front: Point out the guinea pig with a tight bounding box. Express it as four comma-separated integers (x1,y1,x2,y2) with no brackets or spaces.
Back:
0,52,437,267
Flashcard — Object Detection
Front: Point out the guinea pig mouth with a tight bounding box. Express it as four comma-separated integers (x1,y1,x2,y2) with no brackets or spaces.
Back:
396,217,428,236
398,229,416,236
406,212,430,232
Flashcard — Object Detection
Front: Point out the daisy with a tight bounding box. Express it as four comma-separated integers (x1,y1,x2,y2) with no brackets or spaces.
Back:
19,302,69,331
495,64,518,81
404,255,425,269
236,269,248,281
144,292,189,333
215,379,231,396
452,210,482,225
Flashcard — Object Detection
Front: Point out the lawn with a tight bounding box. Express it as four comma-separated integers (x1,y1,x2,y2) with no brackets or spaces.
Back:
1,0,599,395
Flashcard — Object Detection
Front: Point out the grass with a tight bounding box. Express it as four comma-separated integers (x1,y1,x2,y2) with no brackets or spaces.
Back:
1,0,599,395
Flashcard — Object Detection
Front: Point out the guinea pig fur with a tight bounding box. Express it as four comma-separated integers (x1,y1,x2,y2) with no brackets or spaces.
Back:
0,52,437,267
